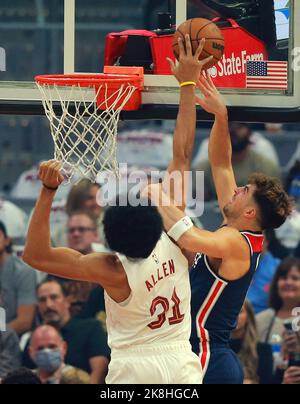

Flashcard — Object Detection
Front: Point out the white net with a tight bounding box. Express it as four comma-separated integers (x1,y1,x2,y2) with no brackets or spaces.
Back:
37,80,138,182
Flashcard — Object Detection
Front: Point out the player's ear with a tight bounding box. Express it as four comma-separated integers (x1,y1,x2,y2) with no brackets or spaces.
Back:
244,206,256,220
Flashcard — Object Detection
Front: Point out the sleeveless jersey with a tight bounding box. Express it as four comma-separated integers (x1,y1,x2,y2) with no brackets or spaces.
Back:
105,232,191,351
190,230,264,371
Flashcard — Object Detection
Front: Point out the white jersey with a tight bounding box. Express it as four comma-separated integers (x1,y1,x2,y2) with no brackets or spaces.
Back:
105,232,191,351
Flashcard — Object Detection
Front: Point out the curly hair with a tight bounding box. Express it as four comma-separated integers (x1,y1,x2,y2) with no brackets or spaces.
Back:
249,173,293,230
103,198,163,259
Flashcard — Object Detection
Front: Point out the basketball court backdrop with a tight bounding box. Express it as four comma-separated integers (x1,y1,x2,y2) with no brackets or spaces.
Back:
0,0,298,123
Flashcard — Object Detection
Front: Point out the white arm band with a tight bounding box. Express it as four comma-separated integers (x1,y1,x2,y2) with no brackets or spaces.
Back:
167,216,194,242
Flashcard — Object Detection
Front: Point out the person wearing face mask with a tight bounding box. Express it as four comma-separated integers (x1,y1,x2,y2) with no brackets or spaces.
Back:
195,123,281,202
21,280,109,384
29,325,90,384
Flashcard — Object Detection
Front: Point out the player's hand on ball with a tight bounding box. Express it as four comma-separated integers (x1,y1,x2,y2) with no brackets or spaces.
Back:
39,160,65,190
167,35,213,84
196,73,227,117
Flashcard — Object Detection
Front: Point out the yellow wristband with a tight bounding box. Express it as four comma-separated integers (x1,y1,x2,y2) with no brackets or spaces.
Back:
180,81,197,88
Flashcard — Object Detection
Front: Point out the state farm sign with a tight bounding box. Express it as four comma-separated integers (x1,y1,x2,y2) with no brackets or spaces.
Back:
209,18,268,88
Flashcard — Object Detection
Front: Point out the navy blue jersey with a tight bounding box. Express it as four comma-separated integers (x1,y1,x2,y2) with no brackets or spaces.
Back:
190,230,264,373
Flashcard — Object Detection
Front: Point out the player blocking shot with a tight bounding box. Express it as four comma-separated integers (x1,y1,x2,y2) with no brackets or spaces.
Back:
147,74,293,385
23,36,212,385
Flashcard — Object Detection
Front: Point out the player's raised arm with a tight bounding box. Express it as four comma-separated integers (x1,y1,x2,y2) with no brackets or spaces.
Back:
163,35,213,212
197,75,237,219
23,161,116,286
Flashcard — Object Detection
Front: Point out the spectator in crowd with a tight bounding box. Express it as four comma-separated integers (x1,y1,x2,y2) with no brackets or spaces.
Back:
60,367,90,384
48,211,101,314
66,180,102,220
29,325,90,384
270,160,300,258
53,180,103,247
0,328,22,381
230,301,273,384
193,123,280,169
80,286,106,330
67,211,99,255
1,368,41,385
195,122,282,201
272,327,300,384
0,221,37,335
64,281,97,319
22,280,109,384
285,160,300,206
248,230,281,314
283,366,300,384
256,257,300,371
0,198,28,242
266,228,291,260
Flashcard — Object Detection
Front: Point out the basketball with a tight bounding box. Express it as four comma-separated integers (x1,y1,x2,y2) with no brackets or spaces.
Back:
173,18,225,69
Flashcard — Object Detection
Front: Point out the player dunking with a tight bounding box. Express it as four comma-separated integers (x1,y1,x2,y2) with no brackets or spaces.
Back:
23,36,212,384
148,74,293,384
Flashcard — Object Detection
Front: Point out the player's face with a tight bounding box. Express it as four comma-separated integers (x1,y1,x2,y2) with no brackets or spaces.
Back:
224,185,256,220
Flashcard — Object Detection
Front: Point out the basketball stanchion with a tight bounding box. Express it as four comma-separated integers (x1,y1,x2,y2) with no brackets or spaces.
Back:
35,67,144,182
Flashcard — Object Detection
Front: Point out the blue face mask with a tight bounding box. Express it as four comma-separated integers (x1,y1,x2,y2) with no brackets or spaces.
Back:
34,349,62,373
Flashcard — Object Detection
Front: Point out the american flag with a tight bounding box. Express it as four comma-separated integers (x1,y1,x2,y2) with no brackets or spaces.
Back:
246,61,288,90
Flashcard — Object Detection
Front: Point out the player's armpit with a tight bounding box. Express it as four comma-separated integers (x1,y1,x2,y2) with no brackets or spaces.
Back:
181,248,197,269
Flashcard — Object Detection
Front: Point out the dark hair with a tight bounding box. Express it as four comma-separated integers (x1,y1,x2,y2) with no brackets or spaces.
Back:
36,279,67,297
0,221,7,237
269,257,300,312
229,122,252,133
103,199,163,259
1,368,41,384
249,173,293,230
285,160,300,193
0,221,13,254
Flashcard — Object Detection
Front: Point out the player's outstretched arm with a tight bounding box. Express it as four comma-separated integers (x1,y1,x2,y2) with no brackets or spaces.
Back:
23,161,115,286
163,35,213,212
197,75,237,219
147,184,243,259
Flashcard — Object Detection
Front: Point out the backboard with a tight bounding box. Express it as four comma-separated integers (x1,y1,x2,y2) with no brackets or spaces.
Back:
0,0,299,122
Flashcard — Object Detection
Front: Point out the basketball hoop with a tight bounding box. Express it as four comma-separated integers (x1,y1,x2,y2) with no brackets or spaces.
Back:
35,67,144,182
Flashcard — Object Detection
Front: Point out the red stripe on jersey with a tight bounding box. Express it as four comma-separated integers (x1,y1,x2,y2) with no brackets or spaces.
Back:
242,233,264,254
198,281,224,369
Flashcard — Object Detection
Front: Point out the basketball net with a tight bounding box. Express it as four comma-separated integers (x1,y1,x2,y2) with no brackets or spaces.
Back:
36,70,143,182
